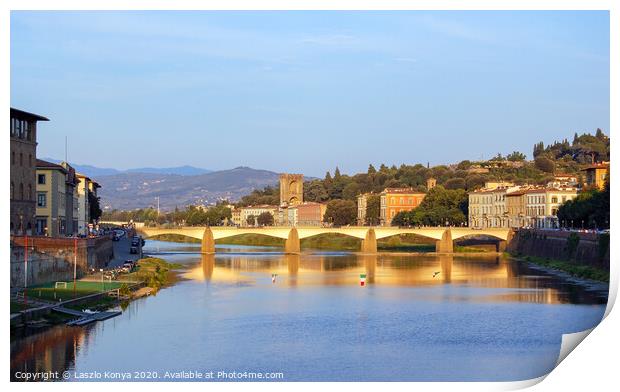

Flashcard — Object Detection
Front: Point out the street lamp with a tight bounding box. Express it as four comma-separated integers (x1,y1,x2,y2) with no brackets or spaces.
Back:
100,268,104,292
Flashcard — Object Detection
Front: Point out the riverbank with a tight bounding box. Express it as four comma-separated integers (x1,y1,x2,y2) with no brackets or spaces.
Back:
11,257,183,330
510,253,610,283
150,233,488,253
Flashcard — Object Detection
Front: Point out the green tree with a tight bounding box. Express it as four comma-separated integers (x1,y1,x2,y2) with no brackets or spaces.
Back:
342,182,360,200
88,191,102,222
304,180,328,202
507,151,526,161
534,156,555,173
246,215,256,227
256,211,274,226
323,199,357,226
391,186,468,227
444,178,466,190
365,195,381,226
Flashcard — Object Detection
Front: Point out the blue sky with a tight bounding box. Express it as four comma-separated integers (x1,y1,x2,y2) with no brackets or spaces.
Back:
11,11,609,177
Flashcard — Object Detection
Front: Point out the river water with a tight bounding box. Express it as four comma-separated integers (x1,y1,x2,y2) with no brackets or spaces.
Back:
11,240,608,382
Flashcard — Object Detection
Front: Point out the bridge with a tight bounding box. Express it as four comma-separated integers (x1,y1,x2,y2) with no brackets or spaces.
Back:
123,225,514,254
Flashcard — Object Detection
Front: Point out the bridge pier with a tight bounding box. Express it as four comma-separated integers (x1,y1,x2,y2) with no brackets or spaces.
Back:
435,229,453,253
361,229,377,253
201,227,215,254
285,228,300,254
496,240,507,252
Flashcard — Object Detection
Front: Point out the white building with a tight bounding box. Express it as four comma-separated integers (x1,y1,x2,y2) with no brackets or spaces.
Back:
239,205,278,227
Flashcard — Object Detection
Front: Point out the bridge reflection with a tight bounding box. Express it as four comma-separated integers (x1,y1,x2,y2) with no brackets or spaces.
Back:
190,253,581,305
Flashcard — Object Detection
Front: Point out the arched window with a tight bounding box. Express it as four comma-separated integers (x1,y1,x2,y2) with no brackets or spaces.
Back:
19,183,24,200
19,153,23,166
10,182,14,199
29,154,32,167
27,184,32,200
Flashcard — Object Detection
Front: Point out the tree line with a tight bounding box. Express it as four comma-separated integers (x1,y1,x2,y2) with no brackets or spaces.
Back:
557,174,610,230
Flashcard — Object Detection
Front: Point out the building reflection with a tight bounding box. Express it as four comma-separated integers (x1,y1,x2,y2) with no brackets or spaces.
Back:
11,326,88,381
185,252,582,305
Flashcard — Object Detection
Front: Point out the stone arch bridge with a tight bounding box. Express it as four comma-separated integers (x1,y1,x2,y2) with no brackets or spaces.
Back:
127,226,513,254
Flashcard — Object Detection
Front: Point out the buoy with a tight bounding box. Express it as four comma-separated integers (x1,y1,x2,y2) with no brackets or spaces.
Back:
272,273,277,284
359,273,367,286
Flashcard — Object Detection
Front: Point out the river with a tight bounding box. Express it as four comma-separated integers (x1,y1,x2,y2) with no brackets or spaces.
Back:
11,240,608,382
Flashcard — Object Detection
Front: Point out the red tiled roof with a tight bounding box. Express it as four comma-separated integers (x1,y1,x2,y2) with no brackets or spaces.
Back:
36,159,66,172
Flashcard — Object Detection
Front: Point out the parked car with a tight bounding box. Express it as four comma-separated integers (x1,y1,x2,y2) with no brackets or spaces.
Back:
130,246,138,254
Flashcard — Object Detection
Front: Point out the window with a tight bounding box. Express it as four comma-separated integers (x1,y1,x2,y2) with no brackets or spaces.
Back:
19,153,23,166
37,193,46,207
19,183,24,200
27,184,32,200
10,182,14,199
29,154,32,167
551,196,558,203
24,121,31,141
11,151,15,165
15,120,22,138
38,174,46,184
36,218,47,236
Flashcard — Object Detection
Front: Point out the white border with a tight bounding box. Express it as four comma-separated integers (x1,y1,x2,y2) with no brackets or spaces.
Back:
2,1,617,391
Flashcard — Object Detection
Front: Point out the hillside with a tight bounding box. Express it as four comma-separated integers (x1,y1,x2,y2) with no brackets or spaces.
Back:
96,167,280,210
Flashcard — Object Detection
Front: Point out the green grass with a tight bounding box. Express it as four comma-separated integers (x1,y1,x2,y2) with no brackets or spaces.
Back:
24,281,126,302
519,255,609,283
122,257,182,291
150,234,200,243
454,245,490,253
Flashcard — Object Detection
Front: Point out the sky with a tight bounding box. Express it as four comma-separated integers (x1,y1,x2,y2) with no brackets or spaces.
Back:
10,11,609,177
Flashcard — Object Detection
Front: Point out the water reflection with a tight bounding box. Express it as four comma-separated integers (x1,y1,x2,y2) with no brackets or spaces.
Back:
189,252,604,305
11,326,87,381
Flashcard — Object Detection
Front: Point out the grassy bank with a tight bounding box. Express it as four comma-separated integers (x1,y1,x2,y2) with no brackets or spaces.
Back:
24,281,127,302
18,258,180,312
152,232,488,253
514,254,609,283
122,257,183,291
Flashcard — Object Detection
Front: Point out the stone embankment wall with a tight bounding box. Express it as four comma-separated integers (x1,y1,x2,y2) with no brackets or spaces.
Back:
10,236,115,288
507,229,609,268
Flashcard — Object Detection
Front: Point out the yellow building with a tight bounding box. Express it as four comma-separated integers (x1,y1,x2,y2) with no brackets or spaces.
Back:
581,162,609,190
35,160,69,236
380,188,426,226
231,208,242,226
505,190,528,228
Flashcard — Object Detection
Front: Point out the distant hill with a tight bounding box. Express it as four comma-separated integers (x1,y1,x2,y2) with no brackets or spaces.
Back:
95,166,280,210
42,158,212,178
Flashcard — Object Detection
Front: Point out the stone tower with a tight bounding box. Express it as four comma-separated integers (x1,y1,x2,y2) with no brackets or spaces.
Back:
280,173,304,207
426,177,437,190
